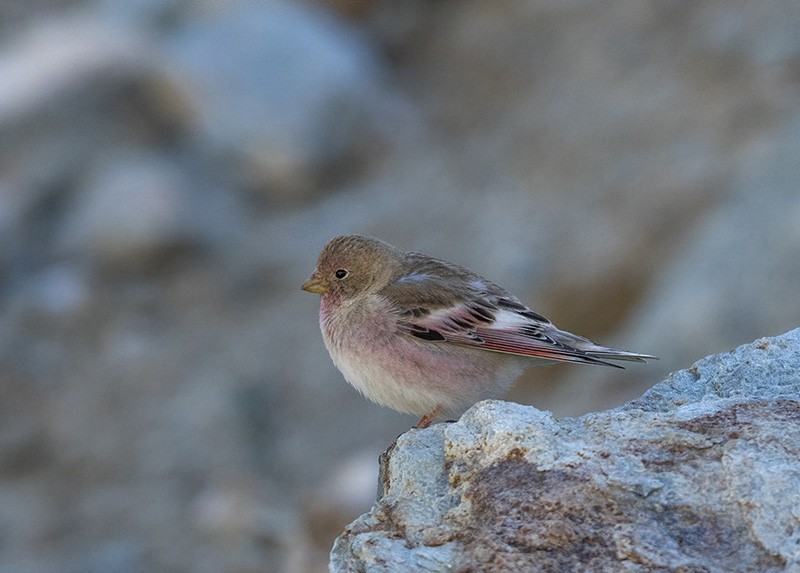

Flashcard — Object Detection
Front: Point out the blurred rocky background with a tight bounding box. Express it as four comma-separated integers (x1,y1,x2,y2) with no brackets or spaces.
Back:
0,1,798,572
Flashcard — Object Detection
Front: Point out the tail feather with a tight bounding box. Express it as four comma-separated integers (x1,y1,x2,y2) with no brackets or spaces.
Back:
551,328,658,367
584,349,657,363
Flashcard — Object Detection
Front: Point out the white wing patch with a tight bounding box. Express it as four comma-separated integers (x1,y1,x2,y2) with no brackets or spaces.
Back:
421,306,530,333
485,308,534,329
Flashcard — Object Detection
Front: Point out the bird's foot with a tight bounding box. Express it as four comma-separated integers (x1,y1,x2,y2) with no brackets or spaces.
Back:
415,405,443,429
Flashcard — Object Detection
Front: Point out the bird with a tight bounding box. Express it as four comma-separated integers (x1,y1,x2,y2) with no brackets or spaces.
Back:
302,235,656,428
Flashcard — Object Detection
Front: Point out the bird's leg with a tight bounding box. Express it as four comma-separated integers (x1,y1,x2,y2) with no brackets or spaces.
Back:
415,405,443,429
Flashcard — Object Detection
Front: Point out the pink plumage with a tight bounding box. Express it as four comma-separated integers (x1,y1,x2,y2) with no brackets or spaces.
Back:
302,235,656,428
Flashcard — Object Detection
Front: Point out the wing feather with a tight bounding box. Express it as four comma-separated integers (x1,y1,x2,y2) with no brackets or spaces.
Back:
383,261,655,367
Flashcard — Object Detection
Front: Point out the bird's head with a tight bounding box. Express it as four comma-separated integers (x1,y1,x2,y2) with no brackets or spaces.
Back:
301,235,400,301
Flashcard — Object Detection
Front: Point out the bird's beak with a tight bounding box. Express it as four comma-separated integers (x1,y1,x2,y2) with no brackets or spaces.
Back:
301,271,329,295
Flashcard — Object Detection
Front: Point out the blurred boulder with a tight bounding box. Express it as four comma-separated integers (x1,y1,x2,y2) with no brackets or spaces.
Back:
60,152,198,270
332,329,800,572
0,15,188,271
55,147,252,273
166,0,395,203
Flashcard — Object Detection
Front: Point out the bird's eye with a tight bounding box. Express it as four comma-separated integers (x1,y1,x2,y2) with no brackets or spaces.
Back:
334,269,349,279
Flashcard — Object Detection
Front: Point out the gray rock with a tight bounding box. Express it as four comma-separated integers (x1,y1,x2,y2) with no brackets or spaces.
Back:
166,0,391,202
0,15,186,272
60,152,199,269
331,328,800,572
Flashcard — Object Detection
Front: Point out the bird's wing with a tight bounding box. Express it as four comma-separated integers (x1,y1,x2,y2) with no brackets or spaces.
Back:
382,265,654,367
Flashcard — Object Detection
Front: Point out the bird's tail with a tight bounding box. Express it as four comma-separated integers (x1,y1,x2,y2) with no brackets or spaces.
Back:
552,329,657,368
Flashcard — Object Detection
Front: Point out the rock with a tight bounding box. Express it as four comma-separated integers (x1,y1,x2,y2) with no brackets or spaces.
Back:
166,0,392,202
0,15,187,272
331,328,800,572
59,152,199,270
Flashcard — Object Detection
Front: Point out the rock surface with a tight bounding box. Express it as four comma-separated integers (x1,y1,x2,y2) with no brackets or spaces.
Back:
331,329,800,572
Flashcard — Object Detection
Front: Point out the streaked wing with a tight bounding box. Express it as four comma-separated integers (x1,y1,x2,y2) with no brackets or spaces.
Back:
383,263,655,367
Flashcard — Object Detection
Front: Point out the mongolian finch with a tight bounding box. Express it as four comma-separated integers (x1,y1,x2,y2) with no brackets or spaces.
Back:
302,235,655,428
